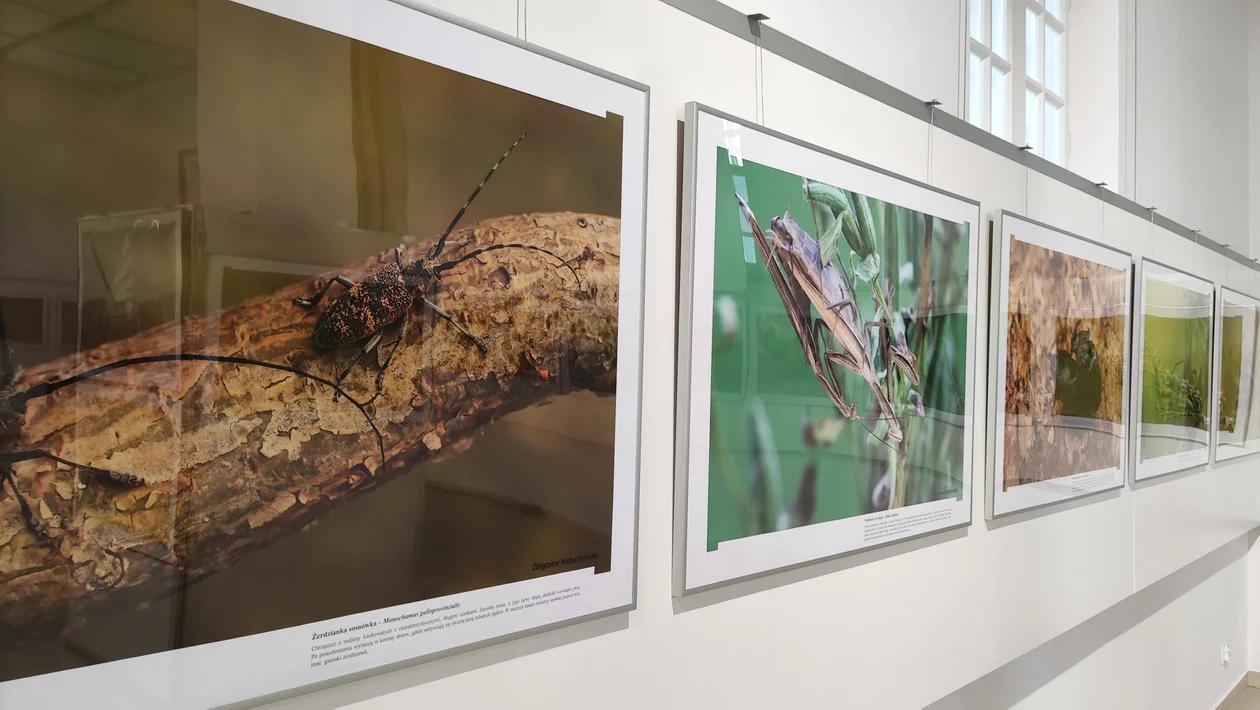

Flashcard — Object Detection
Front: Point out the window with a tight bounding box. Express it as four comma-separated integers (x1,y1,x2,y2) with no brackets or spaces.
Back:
966,0,1067,165
966,0,1012,140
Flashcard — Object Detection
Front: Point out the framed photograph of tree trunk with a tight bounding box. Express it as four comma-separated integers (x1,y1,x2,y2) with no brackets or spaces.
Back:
675,103,982,595
1212,287,1260,462
988,212,1133,517
0,0,646,706
1130,259,1214,480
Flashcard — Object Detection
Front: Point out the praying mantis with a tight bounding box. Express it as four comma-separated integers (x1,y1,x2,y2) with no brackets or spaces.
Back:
735,179,925,446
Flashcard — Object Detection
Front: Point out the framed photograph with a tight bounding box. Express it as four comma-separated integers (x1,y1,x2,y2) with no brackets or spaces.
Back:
1212,287,1260,462
1130,259,1214,480
0,0,646,707
675,103,982,595
988,212,1133,517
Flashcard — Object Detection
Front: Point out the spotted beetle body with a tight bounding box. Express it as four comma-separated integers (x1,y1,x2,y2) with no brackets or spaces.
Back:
312,258,422,349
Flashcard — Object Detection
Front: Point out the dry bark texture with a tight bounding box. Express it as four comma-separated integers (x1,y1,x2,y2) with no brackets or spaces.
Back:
0,212,620,643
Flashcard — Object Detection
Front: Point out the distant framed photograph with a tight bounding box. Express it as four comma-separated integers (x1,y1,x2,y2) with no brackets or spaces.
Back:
676,103,982,595
1212,287,1260,462
988,212,1133,517
1130,259,1214,480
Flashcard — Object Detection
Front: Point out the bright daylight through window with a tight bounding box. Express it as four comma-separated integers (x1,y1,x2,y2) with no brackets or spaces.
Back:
967,0,1066,165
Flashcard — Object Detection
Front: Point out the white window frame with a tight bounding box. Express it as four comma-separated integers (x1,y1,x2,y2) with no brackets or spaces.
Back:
966,0,1013,140
966,0,1069,165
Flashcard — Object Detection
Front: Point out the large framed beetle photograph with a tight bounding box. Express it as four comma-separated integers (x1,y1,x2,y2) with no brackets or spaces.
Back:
988,212,1133,517
0,0,646,706
675,103,982,595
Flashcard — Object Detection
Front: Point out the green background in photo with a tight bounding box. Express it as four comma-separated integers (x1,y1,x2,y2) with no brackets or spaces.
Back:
706,148,972,550
1139,276,1213,459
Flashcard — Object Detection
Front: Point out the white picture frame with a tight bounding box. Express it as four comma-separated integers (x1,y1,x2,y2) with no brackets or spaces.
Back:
675,103,982,596
0,1,648,707
987,211,1133,517
1129,259,1215,481
1211,286,1260,463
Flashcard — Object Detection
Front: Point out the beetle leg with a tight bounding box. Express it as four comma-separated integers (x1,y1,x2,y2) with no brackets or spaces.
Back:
336,330,384,394
294,275,357,309
375,309,410,393
1,462,48,542
1,452,145,542
421,298,488,354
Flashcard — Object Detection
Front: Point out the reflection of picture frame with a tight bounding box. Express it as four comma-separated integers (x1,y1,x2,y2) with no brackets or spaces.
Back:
1212,287,1260,463
77,207,189,357
675,103,982,596
205,255,330,312
1130,259,1214,481
987,212,1133,518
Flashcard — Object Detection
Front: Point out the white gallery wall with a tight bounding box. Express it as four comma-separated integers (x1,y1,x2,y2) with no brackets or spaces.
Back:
254,1,1260,709
1133,0,1251,253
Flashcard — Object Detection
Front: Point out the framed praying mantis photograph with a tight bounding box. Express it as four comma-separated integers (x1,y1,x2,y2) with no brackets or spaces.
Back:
675,103,982,595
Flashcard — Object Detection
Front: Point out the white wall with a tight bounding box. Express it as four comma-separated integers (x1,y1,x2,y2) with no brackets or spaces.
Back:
248,1,1260,709
1134,0,1251,252
1068,0,1123,188
1250,0,1260,258
718,0,965,114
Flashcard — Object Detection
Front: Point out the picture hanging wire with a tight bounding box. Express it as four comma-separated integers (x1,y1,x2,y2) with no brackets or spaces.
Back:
748,13,768,125
517,0,528,42
1147,206,1156,258
925,99,941,186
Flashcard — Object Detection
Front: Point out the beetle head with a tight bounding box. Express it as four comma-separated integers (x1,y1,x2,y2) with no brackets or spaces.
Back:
401,256,434,298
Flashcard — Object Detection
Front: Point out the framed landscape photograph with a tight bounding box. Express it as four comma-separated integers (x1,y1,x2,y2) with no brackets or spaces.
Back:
675,103,982,595
1130,259,1214,480
988,212,1133,517
1213,287,1260,462
0,0,646,707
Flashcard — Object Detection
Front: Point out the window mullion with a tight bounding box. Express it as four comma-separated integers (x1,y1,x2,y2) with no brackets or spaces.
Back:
1012,0,1028,147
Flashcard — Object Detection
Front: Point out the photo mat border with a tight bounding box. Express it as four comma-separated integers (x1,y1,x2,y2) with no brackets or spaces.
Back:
1211,286,1260,464
0,0,650,708
1129,258,1215,482
986,210,1134,519
675,101,982,596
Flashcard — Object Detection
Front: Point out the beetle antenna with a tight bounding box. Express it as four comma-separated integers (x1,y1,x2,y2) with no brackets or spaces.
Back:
434,242,581,287
20,353,387,472
427,128,529,261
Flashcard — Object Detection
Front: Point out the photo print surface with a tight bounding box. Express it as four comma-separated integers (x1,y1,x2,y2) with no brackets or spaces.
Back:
676,104,981,594
989,213,1132,517
1132,260,1214,480
1214,288,1260,462
0,0,646,706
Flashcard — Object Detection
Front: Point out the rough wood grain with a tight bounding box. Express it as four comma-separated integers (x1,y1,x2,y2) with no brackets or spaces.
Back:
0,211,621,643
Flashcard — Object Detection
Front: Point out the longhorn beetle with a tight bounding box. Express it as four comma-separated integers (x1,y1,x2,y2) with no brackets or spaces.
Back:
293,129,579,395
0,305,385,542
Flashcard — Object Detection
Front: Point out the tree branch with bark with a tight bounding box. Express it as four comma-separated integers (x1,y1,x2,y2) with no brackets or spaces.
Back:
0,211,621,644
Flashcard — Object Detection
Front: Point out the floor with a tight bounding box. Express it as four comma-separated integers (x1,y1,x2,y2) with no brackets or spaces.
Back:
1227,687,1260,710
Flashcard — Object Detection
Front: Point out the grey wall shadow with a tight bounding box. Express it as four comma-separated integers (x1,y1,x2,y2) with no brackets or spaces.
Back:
230,611,629,710
674,524,969,613
925,529,1257,709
